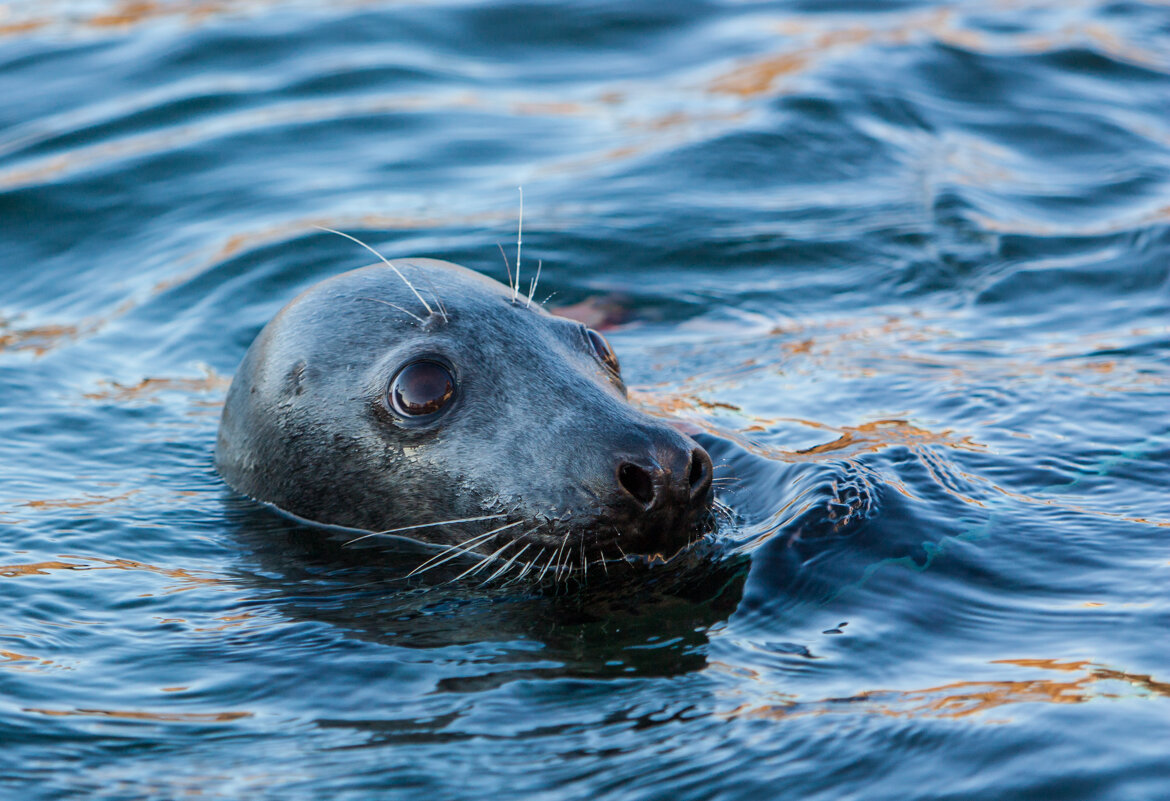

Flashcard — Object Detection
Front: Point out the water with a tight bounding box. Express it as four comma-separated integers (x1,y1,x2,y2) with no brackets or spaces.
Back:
1,1,1168,798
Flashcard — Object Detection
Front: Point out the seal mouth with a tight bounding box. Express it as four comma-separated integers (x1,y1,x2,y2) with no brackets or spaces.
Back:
435,503,719,587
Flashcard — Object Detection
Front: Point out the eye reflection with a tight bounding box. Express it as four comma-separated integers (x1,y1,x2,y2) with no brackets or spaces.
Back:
389,361,455,417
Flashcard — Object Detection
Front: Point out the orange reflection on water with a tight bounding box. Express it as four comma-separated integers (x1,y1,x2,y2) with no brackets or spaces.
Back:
0,298,136,358
83,369,229,403
210,210,512,264
635,386,983,467
0,319,85,356
24,706,250,722
796,419,983,459
192,611,256,632
708,5,1164,101
708,11,947,98
723,658,1170,724
0,560,88,578
0,555,222,593
0,649,60,671
21,490,137,510
0,92,520,190
0,0,336,37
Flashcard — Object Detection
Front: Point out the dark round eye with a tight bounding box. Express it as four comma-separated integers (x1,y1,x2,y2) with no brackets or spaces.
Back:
587,329,621,377
389,360,455,417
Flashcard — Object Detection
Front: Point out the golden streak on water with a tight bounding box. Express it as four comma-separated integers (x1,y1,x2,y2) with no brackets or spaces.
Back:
720,659,1170,723
0,556,222,589
23,706,251,722
82,369,230,402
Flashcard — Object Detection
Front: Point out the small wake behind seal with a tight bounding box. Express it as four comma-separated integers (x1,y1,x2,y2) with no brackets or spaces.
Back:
215,247,715,583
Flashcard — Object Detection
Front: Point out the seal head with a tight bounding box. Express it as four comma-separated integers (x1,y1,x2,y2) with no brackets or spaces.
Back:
215,259,714,566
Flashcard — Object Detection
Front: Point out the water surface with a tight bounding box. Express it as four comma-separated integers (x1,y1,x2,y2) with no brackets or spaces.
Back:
1,1,1169,799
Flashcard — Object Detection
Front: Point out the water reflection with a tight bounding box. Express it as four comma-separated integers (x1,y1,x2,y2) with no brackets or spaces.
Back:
226,502,749,683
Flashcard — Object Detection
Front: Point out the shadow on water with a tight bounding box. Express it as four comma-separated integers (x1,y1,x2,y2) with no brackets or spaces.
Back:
223,498,750,684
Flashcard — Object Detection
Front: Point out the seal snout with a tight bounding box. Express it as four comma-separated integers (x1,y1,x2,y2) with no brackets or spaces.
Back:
609,436,714,555
617,446,712,511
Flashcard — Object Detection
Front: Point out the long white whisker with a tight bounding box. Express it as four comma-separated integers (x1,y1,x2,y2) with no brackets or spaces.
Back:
513,186,523,304
556,542,570,582
356,296,425,324
552,535,569,581
514,548,544,582
315,226,434,316
503,549,538,586
405,530,500,577
536,548,556,583
405,520,523,576
416,271,449,324
497,242,513,293
451,537,518,582
344,514,507,548
526,259,542,309
480,541,533,585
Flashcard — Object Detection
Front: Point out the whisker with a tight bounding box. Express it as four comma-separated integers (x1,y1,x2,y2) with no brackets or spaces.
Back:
526,259,542,309
344,513,507,548
536,548,557,583
416,270,449,324
480,541,533,586
553,534,570,581
507,547,544,585
314,226,434,317
557,543,571,582
405,531,498,577
513,186,523,304
405,520,523,576
357,296,425,325
451,537,517,583
497,242,514,294
542,533,566,584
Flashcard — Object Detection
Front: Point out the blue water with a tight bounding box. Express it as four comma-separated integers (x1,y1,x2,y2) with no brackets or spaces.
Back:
2,1,1169,799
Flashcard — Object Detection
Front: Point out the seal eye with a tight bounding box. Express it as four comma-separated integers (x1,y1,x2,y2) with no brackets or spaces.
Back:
587,329,621,377
389,360,455,417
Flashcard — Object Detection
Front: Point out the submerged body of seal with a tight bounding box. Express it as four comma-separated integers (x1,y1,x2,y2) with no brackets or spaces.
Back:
215,254,714,578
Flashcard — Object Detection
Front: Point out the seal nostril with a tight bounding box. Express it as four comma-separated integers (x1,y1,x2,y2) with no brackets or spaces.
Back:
688,447,712,499
618,462,656,507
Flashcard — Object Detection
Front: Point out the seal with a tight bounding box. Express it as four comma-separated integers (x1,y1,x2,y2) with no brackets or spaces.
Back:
215,250,714,581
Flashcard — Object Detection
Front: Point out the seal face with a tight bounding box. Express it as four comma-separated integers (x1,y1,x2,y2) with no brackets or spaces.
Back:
215,258,714,570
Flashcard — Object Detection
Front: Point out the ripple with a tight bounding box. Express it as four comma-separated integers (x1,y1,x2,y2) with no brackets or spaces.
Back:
2,0,1170,798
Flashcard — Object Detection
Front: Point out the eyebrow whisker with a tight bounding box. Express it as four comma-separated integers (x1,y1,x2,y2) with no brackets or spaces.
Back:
315,225,434,317
526,259,542,309
356,296,425,324
513,186,523,305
